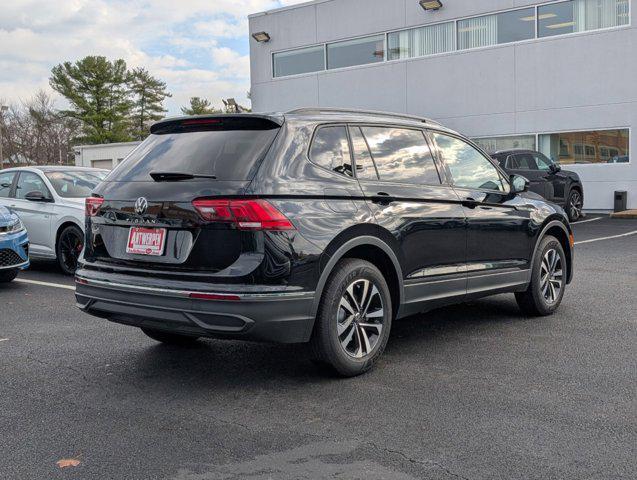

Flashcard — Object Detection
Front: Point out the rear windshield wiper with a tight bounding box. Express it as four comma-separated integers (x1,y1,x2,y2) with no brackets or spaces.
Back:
149,172,217,182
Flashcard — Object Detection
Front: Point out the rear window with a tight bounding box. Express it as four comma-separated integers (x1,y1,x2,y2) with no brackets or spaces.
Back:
107,118,280,182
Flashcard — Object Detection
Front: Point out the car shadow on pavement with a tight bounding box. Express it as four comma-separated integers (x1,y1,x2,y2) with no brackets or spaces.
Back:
123,294,527,388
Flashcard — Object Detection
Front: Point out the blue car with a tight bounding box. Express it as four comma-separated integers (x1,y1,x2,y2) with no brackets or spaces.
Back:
0,205,29,283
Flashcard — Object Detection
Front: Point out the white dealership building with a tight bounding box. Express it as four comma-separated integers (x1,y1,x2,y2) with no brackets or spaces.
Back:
249,0,634,210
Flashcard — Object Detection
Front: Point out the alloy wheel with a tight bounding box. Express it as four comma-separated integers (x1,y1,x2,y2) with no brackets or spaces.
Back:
540,248,563,304
60,229,83,273
337,278,385,358
569,191,582,221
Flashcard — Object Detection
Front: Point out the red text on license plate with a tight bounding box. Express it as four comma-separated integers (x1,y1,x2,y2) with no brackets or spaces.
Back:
126,227,166,256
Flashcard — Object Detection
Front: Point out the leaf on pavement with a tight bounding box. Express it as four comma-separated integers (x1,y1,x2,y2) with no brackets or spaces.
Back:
56,458,81,468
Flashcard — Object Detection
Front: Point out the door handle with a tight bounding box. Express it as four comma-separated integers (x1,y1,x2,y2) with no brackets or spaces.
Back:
461,197,478,209
371,192,394,205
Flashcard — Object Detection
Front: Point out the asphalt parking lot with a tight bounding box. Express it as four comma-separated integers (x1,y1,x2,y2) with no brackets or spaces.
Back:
1,215,635,480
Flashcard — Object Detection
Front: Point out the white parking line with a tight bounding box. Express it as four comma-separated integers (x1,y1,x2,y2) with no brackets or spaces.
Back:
572,217,603,225
0,338,8,342
14,279,75,291
575,230,637,245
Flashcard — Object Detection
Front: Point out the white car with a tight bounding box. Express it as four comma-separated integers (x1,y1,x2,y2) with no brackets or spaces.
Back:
0,166,108,274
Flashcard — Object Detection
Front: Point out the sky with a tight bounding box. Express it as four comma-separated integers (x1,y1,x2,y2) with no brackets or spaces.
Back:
0,0,307,115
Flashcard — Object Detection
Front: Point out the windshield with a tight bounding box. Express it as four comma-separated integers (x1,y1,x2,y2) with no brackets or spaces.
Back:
107,126,279,182
44,170,107,198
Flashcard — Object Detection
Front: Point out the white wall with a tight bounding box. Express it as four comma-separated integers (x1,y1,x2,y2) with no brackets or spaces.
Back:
249,0,637,210
74,142,141,170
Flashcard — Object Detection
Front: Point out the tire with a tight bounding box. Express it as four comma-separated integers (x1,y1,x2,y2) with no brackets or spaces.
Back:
141,328,200,345
0,269,19,283
310,258,392,377
566,189,583,222
515,235,566,316
56,224,84,275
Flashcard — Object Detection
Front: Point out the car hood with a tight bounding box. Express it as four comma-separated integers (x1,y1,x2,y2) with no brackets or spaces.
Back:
0,205,18,225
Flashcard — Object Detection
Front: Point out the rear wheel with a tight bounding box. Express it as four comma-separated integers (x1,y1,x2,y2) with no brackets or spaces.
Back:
567,189,582,222
0,269,19,283
56,225,84,275
515,235,566,316
310,259,392,377
141,328,200,345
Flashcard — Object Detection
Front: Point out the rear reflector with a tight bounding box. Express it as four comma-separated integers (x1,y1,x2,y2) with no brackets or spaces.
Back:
192,198,294,231
86,196,104,217
189,292,241,301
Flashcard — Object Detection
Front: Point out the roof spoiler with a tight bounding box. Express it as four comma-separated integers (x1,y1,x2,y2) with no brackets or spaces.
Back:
150,114,284,135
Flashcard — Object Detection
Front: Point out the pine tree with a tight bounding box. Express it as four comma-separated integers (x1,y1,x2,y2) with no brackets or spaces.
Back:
49,56,133,144
128,67,171,141
181,97,220,115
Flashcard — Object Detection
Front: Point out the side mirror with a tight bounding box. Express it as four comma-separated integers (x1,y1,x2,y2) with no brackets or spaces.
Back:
24,190,52,202
549,163,561,173
511,175,529,194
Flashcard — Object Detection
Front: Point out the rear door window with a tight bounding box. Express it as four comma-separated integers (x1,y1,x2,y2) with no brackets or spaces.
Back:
15,172,51,200
108,118,280,182
0,171,16,198
349,126,378,180
360,127,440,185
309,126,353,177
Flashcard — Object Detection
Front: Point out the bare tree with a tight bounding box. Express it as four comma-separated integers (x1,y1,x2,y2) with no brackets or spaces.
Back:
0,91,80,167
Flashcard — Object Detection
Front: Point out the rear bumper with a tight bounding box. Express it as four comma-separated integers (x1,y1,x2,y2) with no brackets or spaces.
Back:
74,270,316,343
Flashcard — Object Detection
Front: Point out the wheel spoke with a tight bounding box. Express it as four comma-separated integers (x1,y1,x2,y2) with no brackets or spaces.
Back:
361,285,378,315
340,324,356,350
339,296,357,316
366,307,384,319
359,326,371,354
359,322,383,335
337,315,355,335
353,327,363,358
346,284,361,312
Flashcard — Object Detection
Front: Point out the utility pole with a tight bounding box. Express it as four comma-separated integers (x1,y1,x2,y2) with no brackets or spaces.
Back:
0,105,8,170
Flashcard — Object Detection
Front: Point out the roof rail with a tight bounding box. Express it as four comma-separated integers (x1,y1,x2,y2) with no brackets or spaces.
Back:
286,107,440,125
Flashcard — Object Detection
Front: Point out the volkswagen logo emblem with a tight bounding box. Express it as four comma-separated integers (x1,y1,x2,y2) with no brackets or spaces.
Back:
134,197,148,215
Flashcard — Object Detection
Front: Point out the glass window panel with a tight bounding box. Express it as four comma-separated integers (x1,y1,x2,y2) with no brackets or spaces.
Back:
473,135,536,154
432,133,505,192
273,45,325,77
309,126,353,177
0,171,16,198
327,35,385,70
361,127,440,185
350,126,378,180
387,22,454,60
15,172,51,200
458,8,535,50
538,0,628,38
538,129,629,164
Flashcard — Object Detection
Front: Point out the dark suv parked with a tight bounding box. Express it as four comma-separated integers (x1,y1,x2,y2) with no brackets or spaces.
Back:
490,149,584,222
76,109,574,376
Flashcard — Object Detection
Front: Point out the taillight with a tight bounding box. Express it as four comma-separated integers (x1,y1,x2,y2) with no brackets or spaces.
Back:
192,199,295,231
86,197,104,217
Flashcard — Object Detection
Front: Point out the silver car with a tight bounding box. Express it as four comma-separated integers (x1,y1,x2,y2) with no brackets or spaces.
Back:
0,166,108,274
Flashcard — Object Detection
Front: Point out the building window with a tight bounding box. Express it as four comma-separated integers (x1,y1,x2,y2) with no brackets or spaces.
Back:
309,126,353,177
273,45,325,77
538,129,629,164
327,35,385,70
473,135,537,154
538,0,629,38
388,22,454,60
458,7,535,50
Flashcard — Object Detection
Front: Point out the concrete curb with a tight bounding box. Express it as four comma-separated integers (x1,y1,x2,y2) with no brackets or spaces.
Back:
610,210,637,219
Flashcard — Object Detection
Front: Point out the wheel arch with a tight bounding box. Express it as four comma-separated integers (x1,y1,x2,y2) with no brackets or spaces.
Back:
55,220,84,257
534,219,573,284
307,235,404,338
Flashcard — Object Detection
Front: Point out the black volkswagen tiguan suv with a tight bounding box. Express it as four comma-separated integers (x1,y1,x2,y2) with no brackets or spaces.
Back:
76,109,574,376
490,149,584,222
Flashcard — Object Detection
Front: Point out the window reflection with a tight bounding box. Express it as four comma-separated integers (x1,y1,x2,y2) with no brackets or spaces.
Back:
538,0,628,38
273,46,325,77
458,7,535,50
327,35,385,70
432,133,505,191
361,127,440,185
309,126,353,177
539,129,629,164
350,127,378,180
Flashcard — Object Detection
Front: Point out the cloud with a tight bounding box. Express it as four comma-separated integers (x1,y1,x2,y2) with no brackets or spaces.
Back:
0,0,308,114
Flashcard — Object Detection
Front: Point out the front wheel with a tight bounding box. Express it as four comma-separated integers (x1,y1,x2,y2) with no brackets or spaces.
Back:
567,189,583,222
310,259,392,377
56,224,84,275
0,269,19,283
515,235,566,316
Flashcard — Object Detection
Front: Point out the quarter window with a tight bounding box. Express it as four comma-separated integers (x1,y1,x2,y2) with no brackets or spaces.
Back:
360,127,440,185
0,172,16,198
432,133,505,192
309,126,353,177
15,172,51,200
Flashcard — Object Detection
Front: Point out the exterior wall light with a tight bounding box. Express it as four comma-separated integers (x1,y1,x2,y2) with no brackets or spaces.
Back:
252,32,271,43
419,1,443,11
